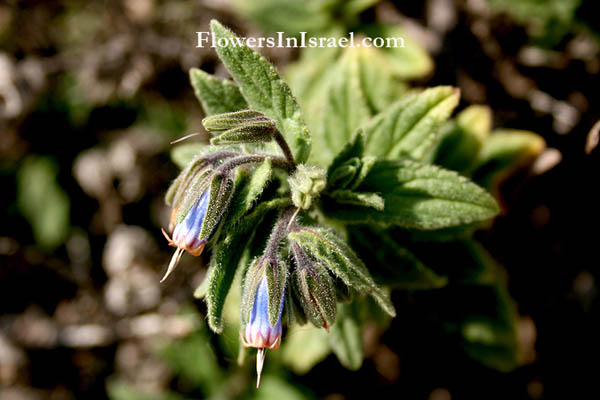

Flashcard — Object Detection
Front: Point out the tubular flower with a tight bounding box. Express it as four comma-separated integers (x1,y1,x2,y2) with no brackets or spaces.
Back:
242,274,284,388
161,189,210,282
242,275,283,350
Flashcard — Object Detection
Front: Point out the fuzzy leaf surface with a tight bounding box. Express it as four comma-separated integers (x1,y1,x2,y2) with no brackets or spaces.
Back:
189,68,248,116
288,228,396,317
362,86,460,161
211,20,311,163
323,159,499,229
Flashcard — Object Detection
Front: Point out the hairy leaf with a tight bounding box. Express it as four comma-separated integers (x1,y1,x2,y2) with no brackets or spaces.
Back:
313,47,372,166
288,227,396,317
281,326,331,374
360,24,433,80
363,87,458,159
362,86,460,161
323,159,499,229
328,302,363,370
432,105,492,171
329,190,385,210
472,129,545,191
210,20,311,163
349,227,448,289
189,68,248,115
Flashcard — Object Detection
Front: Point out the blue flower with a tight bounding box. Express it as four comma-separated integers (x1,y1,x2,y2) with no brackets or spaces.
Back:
242,276,283,350
161,190,210,282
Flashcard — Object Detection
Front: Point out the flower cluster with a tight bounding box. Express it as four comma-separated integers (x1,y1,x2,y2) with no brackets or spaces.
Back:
161,109,391,387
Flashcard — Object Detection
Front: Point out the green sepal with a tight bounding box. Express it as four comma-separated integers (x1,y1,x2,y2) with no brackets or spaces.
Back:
210,20,312,163
288,227,396,317
222,157,272,228
285,278,308,326
166,155,212,209
294,263,337,330
172,167,214,228
210,123,274,146
266,260,288,326
198,174,234,241
240,257,267,325
189,68,248,115
203,109,272,131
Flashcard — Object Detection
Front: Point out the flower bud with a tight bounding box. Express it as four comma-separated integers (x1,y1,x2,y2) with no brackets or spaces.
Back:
293,263,337,331
202,109,272,131
203,110,276,146
287,164,326,209
242,275,283,350
240,256,286,388
161,173,234,282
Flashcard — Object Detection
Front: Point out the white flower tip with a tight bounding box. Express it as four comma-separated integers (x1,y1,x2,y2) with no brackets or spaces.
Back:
161,247,184,283
256,348,266,388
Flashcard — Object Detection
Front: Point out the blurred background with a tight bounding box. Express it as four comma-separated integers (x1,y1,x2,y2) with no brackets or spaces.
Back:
1,0,599,399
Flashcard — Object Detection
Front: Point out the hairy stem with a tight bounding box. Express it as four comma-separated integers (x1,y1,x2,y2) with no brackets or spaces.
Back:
272,130,296,170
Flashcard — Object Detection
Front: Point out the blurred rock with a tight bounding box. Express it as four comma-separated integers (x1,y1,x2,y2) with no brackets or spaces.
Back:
0,333,26,385
12,307,58,348
103,225,161,315
59,324,114,348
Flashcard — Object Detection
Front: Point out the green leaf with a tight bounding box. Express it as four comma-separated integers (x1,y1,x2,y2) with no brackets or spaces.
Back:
286,46,342,112
434,284,520,372
471,129,545,191
189,68,248,115
342,0,380,19
349,227,448,289
288,227,396,317
17,156,70,249
206,198,289,333
360,24,433,80
362,86,460,161
323,159,499,229
459,284,520,372
210,20,311,163
281,326,331,374
231,0,335,36
107,380,189,400
356,45,408,114
328,302,363,370
250,376,312,400
312,47,372,166
329,190,384,210
431,105,492,172
160,331,223,389
406,239,503,285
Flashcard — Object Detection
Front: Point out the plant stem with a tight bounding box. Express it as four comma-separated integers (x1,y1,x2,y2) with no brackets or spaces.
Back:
272,130,296,169
264,207,296,261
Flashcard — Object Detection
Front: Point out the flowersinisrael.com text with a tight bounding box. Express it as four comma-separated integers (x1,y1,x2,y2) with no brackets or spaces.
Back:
196,32,405,49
